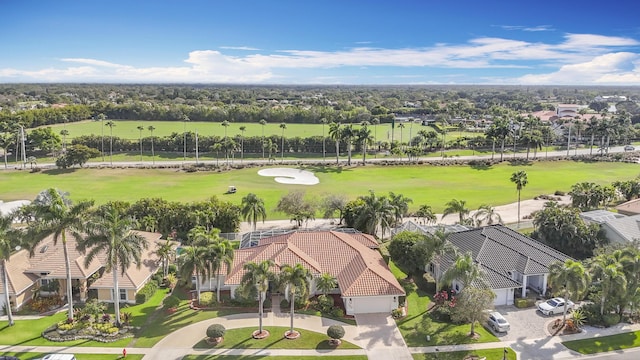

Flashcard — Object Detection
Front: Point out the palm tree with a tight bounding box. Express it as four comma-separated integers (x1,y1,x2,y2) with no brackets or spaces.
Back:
358,125,373,165
240,260,276,337
371,118,380,157
279,123,287,163
221,121,231,164
427,229,457,293
398,123,405,149
241,193,267,231
341,124,356,165
210,237,234,302
60,129,69,152
355,190,395,238
440,252,486,291
182,114,190,163
0,213,17,326
443,199,470,224
279,263,312,338
416,204,437,225
105,120,116,166
137,126,144,162
147,125,156,165
548,259,590,323
153,239,174,278
320,118,328,162
0,131,13,169
259,119,267,159
239,126,246,163
590,254,627,315
97,113,107,162
81,205,148,327
23,188,94,321
388,191,413,226
329,122,342,164
316,272,337,297
510,170,528,227
179,245,208,302
473,204,503,226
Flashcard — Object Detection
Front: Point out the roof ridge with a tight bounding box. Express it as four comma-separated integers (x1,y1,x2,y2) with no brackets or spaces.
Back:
490,225,572,261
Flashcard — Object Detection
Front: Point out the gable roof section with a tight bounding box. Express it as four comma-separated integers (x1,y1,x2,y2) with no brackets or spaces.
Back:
25,234,105,279
601,215,640,243
0,250,39,296
443,225,571,289
90,232,167,290
225,231,404,297
616,198,640,215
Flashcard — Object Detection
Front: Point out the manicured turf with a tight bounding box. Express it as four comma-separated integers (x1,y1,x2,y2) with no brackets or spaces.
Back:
184,356,367,360
2,160,638,220
0,353,143,360
562,330,640,354
412,348,516,360
193,326,360,349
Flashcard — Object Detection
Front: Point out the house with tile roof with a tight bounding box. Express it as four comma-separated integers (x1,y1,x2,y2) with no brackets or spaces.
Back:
581,209,640,244
0,231,168,311
616,198,640,216
206,230,405,315
427,225,571,306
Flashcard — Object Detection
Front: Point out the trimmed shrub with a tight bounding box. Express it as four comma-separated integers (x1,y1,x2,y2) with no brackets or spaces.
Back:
163,295,181,309
554,190,566,196
603,313,621,327
514,298,535,308
280,298,290,310
206,323,226,339
327,324,345,340
315,295,334,313
136,281,158,304
330,307,345,318
198,292,215,307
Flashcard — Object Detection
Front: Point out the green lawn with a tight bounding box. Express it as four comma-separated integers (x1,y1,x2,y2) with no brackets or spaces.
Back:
412,348,516,360
562,330,640,354
184,356,367,360
391,262,499,347
296,309,357,326
193,326,360,350
0,353,142,360
3,160,637,220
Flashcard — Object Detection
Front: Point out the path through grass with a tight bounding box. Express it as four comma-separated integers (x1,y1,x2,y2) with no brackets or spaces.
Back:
562,330,640,354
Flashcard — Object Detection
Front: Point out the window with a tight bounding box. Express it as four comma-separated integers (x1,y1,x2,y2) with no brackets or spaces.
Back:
40,279,53,287
429,263,435,273
111,289,128,301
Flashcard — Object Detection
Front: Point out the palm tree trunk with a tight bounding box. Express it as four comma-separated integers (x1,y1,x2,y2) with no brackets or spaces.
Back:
2,260,14,326
590,134,594,156
517,190,521,226
335,141,339,164
216,269,222,302
563,288,568,323
259,291,264,333
491,139,495,160
113,265,121,327
196,274,201,303
290,289,295,334
347,140,352,165
62,234,74,321
500,138,505,161
470,320,476,336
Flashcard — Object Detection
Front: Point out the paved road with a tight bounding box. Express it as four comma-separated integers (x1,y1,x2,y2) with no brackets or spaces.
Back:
4,145,636,170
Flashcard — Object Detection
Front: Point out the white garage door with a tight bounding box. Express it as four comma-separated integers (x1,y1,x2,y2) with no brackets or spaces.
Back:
493,289,509,306
351,296,394,314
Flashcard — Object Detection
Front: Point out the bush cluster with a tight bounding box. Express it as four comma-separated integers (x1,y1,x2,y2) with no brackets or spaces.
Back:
136,281,158,304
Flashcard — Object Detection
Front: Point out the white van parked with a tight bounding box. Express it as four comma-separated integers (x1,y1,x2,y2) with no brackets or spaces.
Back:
41,354,77,360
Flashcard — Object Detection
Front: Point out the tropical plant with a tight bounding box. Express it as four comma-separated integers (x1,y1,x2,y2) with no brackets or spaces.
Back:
279,263,312,337
329,122,342,164
104,120,116,165
238,125,246,162
23,188,94,322
443,199,470,225
510,170,528,227
589,254,627,315
0,213,17,326
136,125,144,162
440,252,486,291
473,204,503,226
240,260,276,336
279,122,287,163
178,243,208,303
341,124,356,165
153,239,174,278
259,119,267,159
548,259,590,323
388,192,413,226
415,204,437,225
81,204,149,327
241,193,267,232
316,273,337,297
147,125,156,165
353,190,395,238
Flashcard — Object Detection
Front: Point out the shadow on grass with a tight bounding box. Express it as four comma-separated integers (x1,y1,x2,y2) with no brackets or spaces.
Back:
507,159,534,166
42,168,78,175
300,165,348,174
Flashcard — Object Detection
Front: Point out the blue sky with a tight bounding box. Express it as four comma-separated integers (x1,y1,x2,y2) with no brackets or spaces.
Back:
1,0,640,85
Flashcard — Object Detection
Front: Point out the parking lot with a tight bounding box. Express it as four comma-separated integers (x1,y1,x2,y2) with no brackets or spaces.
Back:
489,305,562,341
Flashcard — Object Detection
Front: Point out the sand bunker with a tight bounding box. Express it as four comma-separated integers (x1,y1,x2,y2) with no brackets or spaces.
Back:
257,168,319,185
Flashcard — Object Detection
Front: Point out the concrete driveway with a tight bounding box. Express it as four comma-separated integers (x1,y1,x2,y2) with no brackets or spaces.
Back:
490,305,561,341
354,313,413,360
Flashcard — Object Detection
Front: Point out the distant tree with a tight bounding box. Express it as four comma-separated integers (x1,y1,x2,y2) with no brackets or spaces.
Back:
415,204,437,225
259,119,267,159
329,122,342,164
279,122,287,163
241,193,267,231
510,170,528,227
56,144,100,168
275,191,317,227
443,199,470,225
321,194,348,224
388,231,430,278
569,182,615,211
472,204,503,226
105,120,116,165
137,125,144,162
613,180,640,201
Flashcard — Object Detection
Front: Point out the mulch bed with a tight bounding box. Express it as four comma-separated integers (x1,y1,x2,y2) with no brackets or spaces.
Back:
547,320,582,336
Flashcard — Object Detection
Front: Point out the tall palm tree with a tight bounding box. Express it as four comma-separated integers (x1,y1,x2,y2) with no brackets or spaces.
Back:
279,122,287,163
590,254,627,315
178,244,208,303
548,259,590,323
105,120,116,166
240,260,276,337
443,199,470,224
358,125,373,165
397,123,405,149
320,118,327,162
329,122,342,164
510,170,528,227
221,121,231,164
372,118,380,157
241,193,267,231
24,188,94,321
341,124,356,165
355,190,395,237
81,205,148,327
210,237,234,301
182,114,190,163
259,119,267,159
426,229,457,293
137,126,144,162
316,272,337,297
153,239,174,278
96,113,107,162
0,131,13,169
416,204,437,225
239,125,246,163
147,125,156,165
473,204,503,226
279,263,312,337
388,191,413,226
0,213,17,326
60,129,69,152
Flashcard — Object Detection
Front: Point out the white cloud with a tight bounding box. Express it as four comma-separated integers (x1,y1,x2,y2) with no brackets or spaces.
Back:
219,46,260,51
1,33,639,84
500,25,554,32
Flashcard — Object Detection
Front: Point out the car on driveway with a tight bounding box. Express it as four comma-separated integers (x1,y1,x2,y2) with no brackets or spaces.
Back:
537,297,575,316
487,311,510,333
625,145,635,151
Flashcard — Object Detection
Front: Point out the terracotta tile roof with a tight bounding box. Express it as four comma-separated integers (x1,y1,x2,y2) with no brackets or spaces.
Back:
90,232,169,290
616,198,640,215
225,231,404,297
0,250,39,296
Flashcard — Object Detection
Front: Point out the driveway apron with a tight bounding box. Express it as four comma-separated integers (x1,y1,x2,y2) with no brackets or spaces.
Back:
354,313,413,360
